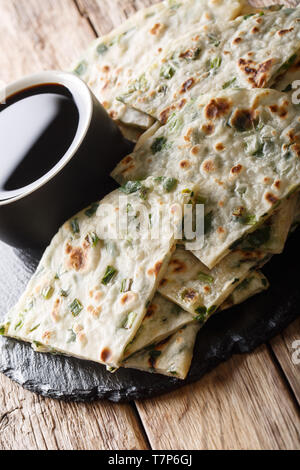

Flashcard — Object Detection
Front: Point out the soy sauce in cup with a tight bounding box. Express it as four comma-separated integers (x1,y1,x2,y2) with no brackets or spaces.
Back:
0,71,133,249
0,84,79,196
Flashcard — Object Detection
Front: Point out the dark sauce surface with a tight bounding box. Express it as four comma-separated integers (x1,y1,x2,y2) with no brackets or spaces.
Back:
0,84,79,194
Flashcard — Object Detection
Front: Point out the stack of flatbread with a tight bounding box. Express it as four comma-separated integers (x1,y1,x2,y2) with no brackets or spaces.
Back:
2,0,300,381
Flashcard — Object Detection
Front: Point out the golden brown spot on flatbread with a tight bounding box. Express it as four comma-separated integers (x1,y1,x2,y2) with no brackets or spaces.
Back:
158,47,162,53
264,177,271,184
203,160,216,173
67,247,86,272
178,98,187,109
230,108,256,132
180,78,195,94
148,261,163,277
184,128,193,142
287,129,300,144
78,333,87,344
205,98,232,120
180,49,194,59
121,164,135,175
109,110,118,120
204,285,211,294
150,23,165,35
51,299,61,323
87,305,102,318
94,291,104,303
100,348,111,362
291,143,300,157
231,164,243,175
102,101,110,109
122,156,133,165
238,58,274,88
145,303,157,319
256,17,263,24
202,123,215,135
274,180,281,189
102,65,110,73
159,278,168,287
269,103,289,119
233,37,242,44
217,226,225,234
278,27,294,36
121,293,131,304
265,192,278,205
251,27,259,34
215,142,225,151
214,178,224,186
42,331,52,343
191,145,200,155
218,201,224,207
180,160,191,169
65,243,72,255
160,105,176,124
170,258,186,273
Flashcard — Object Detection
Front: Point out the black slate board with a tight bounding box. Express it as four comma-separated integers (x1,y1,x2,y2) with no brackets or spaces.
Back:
0,231,299,402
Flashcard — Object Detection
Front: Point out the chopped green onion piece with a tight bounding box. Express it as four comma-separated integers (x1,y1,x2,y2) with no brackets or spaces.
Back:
15,319,23,331
243,13,255,20
85,203,99,218
223,78,236,89
122,312,137,329
29,324,40,333
194,306,207,324
74,61,87,76
97,43,108,55
102,266,118,285
210,57,222,69
160,65,176,79
121,279,133,293
207,305,218,316
151,137,167,154
163,178,178,193
70,218,80,235
87,232,100,247
120,181,142,194
69,299,83,317
42,286,54,300
198,272,214,284
60,289,69,298
67,329,77,344
0,326,6,335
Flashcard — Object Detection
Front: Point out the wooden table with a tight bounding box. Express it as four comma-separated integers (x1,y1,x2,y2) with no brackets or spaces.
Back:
0,0,299,451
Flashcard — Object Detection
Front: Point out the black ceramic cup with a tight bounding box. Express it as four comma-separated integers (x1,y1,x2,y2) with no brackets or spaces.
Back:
0,71,133,249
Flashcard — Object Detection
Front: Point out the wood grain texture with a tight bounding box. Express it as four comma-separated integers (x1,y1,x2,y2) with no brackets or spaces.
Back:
0,373,148,450
271,318,300,405
136,346,300,450
0,0,94,85
0,0,149,451
76,0,162,36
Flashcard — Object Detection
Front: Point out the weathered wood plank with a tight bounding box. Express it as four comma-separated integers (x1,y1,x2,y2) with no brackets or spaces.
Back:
136,346,300,450
0,0,149,451
0,0,95,85
270,318,300,405
0,373,148,450
76,0,161,36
